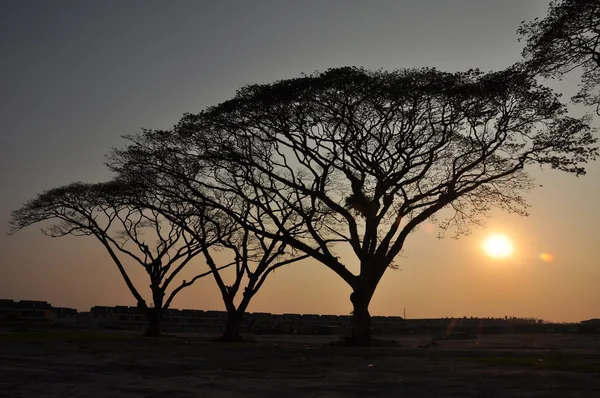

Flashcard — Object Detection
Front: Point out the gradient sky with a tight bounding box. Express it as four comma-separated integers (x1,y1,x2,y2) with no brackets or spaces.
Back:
1,0,598,322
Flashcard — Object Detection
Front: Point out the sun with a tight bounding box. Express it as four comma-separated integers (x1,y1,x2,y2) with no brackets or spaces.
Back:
482,234,514,258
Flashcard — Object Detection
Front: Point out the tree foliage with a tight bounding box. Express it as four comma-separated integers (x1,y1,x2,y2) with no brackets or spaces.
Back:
9,179,226,335
518,0,600,111
112,66,597,344
111,134,314,340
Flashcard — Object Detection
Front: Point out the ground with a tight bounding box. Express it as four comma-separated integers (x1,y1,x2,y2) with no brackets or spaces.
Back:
1,331,599,397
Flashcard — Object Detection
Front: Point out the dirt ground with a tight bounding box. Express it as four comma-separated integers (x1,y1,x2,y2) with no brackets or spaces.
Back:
1,331,599,397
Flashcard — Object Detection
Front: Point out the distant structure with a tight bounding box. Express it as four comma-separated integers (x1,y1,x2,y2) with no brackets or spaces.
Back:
0,299,406,335
83,306,408,335
1,298,596,335
0,299,63,327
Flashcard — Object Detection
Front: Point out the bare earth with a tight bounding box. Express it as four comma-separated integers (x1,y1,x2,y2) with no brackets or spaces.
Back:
1,331,599,397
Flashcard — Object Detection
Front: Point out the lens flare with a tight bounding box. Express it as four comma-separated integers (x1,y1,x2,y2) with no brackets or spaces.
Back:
540,253,554,262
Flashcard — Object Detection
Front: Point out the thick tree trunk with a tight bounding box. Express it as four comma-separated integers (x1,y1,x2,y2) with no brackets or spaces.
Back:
347,275,380,346
143,288,164,336
145,309,161,336
349,291,372,345
221,310,245,341
220,294,251,341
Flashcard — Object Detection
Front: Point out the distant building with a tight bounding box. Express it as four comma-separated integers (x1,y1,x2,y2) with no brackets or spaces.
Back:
52,307,79,325
0,299,56,327
8,298,589,336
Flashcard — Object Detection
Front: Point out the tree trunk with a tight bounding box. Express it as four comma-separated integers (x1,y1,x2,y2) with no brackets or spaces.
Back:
348,280,377,346
349,293,371,345
144,287,164,336
145,308,161,336
221,310,245,341
221,293,252,341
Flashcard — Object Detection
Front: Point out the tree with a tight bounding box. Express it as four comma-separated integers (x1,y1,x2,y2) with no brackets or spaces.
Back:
200,205,310,341
116,66,596,344
518,0,600,112
110,137,313,341
8,179,228,335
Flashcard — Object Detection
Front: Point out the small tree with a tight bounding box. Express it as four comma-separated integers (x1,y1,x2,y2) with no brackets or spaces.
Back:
111,140,313,341
113,66,596,344
201,206,310,341
9,179,227,335
518,0,600,112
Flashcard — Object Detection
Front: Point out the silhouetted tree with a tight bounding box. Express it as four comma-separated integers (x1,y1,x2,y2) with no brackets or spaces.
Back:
9,179,228,335
518,0,600,112
110,138,315,341
201,205,310,341
115,66,596,345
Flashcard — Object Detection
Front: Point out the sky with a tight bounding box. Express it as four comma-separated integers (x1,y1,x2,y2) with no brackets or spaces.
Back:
1,0,598,323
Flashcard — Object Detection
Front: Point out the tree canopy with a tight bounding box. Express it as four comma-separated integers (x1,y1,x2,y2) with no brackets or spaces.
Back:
110,133,317,340
518,0,600,111
9,179,226,335
111,66,597,344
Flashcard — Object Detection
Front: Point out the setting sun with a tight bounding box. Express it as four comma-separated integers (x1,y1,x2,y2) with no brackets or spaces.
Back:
482,234,515,258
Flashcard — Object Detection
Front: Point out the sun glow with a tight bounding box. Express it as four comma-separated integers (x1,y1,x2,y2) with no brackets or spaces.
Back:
482,234,514,258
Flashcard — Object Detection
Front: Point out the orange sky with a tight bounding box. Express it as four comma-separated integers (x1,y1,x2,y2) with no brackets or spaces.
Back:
4,166,598,323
